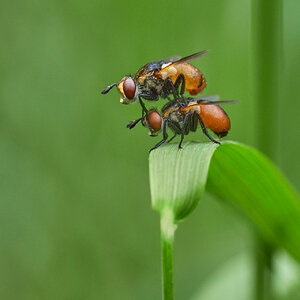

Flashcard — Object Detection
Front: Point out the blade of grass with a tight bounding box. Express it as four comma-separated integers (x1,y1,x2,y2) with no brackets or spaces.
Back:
251,0,282,160
150,142,219,221
150,142,219,300
149,141,300,299
206,142,300,261
251,0,283,297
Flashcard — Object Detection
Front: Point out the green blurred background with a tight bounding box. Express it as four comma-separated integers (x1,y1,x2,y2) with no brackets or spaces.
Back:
0,0,299,299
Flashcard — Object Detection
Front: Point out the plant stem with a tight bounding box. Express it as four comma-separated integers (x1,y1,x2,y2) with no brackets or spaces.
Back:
255,235,273,300
160,208,177,300
252,0,282,161
252,0,282,298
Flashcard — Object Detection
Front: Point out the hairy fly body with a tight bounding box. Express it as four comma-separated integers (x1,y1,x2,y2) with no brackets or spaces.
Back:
141,97,238,152
101,50,209,128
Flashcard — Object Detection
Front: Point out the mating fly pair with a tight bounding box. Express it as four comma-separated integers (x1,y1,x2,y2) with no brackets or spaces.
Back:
101,50,237,150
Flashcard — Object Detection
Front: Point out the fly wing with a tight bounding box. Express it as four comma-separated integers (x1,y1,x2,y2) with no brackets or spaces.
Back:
169,49,210,65
155,50,210,76
197,100,240,105
186,95,239,105
162,55,181,64
180,99,239,114
194,95,220,101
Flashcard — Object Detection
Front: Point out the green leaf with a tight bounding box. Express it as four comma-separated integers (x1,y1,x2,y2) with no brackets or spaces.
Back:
149,141,300,261
149,142,219,221
207,142,300,261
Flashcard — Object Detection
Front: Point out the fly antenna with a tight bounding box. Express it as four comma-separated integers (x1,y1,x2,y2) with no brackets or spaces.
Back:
101,83,118,94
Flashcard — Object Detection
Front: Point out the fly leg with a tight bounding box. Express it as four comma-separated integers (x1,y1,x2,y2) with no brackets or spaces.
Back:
166,134,177,143
164,78,179,100
174,73,187,105
139,91,159,101
126,97,148,129
139,97,148,115
178,113,191,149
195,113,221,145
149,120,168,152
126,117,143,129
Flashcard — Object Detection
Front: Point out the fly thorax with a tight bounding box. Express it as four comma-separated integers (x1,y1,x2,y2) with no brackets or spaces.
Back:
148,78,164,93
169,112,180,123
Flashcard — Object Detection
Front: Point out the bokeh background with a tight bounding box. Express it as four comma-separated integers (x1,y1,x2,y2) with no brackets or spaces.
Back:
0,0,299,299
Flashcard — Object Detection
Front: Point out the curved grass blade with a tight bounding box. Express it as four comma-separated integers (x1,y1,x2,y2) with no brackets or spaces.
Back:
206,142,300,261
149,141,219,221
149,141,300,299
149,142,219,300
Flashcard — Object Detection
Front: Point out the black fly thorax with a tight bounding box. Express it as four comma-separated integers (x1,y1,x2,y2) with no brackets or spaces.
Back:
134,60,171,100
162,101,185,132
139,76,164,94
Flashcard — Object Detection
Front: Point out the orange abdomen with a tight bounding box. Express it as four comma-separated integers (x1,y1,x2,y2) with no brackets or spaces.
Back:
158,63,206,95
200,105,230,134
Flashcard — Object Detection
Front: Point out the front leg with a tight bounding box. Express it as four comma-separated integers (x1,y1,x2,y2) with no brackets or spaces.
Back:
126,117,144,129
139,90,159,101
138,97,148,114
149,120,168,152
126,97,148,129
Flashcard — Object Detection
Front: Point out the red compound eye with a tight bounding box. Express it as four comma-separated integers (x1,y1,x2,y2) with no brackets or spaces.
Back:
148,110,162,132
123,77,136,99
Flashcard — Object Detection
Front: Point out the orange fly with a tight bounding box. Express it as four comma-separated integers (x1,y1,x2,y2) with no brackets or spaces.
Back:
101,50,209,128
140,96,238,151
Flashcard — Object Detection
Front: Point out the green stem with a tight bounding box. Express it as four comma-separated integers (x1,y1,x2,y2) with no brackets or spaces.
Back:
160,208,177,300
255,235,273,300
252,0,282,298
252,0,282,161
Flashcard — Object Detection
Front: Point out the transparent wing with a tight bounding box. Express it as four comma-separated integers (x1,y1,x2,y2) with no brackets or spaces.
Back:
156,50,210,75
162,55,181,64
169,50,210,65
194,95,220,101
198,100,240,105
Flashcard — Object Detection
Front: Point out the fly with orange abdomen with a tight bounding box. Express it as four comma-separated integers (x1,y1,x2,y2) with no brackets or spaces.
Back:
101,50,210,128
141,96,238,152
